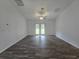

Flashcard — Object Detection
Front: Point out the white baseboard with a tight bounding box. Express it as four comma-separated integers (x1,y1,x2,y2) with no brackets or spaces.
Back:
56,32,79,48
0,34,27,53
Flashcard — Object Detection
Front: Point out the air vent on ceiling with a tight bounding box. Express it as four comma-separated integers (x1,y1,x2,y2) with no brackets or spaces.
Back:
14,0,24,6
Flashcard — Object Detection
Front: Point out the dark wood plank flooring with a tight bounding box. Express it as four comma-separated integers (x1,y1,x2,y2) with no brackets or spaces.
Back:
0,35,79,59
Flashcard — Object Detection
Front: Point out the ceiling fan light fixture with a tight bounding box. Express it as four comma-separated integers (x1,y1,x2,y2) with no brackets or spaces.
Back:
35,8,48,20
40,16,44,20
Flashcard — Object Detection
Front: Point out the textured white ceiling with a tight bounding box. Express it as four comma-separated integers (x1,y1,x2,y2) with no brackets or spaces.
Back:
10,0,74,20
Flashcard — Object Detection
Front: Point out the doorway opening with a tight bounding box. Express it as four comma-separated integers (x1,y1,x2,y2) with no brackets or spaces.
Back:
35,24,45,35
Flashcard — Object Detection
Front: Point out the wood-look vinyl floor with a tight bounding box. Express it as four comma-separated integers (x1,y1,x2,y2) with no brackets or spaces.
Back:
0,35,79,59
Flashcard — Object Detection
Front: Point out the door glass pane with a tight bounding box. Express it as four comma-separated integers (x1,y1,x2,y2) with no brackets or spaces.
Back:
35,24,40,35
41,24,45,34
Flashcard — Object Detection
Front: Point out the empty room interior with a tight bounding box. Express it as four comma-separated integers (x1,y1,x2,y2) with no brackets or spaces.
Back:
0,0,79,59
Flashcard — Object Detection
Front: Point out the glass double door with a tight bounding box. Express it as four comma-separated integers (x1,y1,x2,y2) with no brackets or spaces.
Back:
35,24,45,35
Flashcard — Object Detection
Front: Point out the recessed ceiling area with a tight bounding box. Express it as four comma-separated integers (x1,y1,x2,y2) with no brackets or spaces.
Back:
10,0,74,20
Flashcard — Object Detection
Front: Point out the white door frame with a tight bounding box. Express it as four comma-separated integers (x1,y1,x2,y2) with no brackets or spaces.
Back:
35,24,45,35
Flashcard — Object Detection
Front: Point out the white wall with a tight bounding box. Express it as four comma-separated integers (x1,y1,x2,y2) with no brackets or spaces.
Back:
56,0,79,48
27,19,56,35
0,0,27,53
